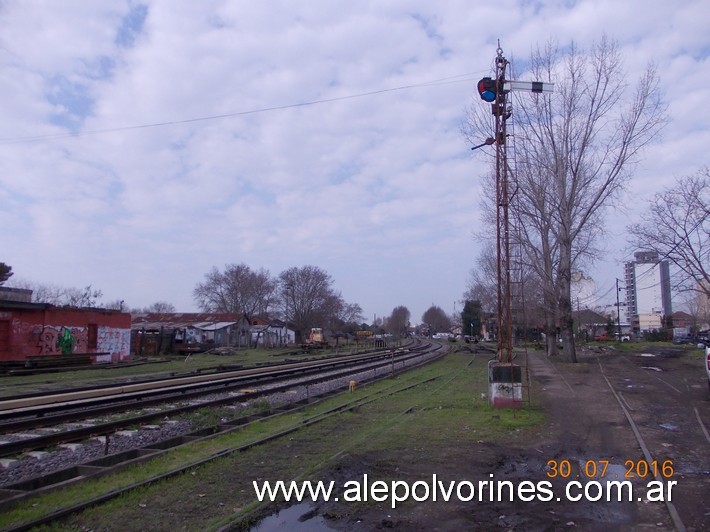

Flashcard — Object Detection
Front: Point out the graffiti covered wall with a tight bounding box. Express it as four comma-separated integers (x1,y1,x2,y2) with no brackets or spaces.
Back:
0,305,131,363
36,326,88,355
96,327,131,363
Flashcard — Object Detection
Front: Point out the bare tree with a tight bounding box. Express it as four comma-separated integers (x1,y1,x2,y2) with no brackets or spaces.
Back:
64,285,103,308
193,263,276,318
277,265,338,341
143,301,176,314
465,37,666,361
24,281,66,304
464,242,502,317
677,290,705,332
104,299,126,311
338,302,364,325
627,167,709,298
422,305,451,334
4,278,104,307
465,242,546,341
386,305,410,339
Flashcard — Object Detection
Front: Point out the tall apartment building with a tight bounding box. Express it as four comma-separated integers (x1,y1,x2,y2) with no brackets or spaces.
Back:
698,279,710,326
624,251,672,319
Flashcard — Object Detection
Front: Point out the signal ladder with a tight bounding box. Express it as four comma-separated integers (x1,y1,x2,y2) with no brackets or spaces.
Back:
507,137,532,406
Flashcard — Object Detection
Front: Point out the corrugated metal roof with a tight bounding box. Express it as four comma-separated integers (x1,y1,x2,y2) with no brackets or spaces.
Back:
130,312,248,331
131,312,246,325
193,322,238,331
132,321,240,331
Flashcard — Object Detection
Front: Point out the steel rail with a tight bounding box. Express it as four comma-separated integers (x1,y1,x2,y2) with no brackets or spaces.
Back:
0,346,417,417
0,343,449,531
0,341,416,401
0,347,431,458
596,357,687,532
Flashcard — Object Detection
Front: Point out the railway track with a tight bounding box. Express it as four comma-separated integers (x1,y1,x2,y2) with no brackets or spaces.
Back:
0,343,420,417
0,343,429,458
531,348,709,531
0,341,449,530
597,351,710,532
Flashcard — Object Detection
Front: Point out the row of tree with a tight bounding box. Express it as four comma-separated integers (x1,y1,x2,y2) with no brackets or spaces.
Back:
4,260,466,341
193,263,363,341
463,38,708,361
380,304,454,338
2,261,364,341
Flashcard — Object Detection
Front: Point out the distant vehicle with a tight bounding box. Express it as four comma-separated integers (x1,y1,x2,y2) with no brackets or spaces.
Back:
301,327,328,350
593,334,608,341
309,327,324,344
615,333,631,342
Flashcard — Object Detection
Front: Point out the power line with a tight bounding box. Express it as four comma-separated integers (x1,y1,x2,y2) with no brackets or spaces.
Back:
0,72,480,146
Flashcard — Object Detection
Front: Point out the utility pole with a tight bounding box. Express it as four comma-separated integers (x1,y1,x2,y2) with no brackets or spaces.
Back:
616,279,626,341
475,42,553,407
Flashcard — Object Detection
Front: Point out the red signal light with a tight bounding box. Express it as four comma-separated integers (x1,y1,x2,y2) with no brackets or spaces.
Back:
477,77,497,102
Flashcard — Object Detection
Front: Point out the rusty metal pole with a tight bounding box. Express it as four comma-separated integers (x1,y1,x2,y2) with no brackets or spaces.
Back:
481,44,553,407
494,50,511,364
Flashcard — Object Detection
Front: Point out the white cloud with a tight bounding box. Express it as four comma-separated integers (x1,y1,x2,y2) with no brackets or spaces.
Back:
0,0,707,321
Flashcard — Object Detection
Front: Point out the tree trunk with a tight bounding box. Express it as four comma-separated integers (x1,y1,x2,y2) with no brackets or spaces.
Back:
545,323,557,356
558,246,578,363
544,296,558,357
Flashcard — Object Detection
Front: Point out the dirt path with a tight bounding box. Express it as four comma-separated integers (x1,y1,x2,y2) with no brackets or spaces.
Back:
525,351,674,530
317,347,708,531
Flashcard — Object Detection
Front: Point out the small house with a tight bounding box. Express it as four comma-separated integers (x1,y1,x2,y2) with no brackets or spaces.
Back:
249,316,295,347
131,312,251,355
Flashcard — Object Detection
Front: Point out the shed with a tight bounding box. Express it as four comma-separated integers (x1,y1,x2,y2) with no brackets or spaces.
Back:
131,312,250,355
248,316,295,348
0,300,131,364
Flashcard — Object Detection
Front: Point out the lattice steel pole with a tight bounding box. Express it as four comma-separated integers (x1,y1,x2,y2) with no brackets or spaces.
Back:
493,48,512,364
476,43,553,407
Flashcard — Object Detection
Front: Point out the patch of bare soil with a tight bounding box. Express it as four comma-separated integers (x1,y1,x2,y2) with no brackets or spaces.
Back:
307,349,699,531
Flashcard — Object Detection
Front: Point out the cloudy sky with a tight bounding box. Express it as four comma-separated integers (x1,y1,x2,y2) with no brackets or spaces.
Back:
1,0,708,323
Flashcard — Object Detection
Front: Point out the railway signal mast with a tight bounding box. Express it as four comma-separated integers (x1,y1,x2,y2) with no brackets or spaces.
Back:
476,44,552,407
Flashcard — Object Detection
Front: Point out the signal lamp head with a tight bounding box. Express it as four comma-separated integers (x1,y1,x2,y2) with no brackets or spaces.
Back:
477,77,497,103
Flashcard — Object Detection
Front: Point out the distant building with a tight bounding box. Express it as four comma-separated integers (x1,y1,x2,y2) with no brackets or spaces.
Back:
670,311,693,329
0,287,32,303
697,279,710,328
249,316,295,347
571,271,597,309
598,301,630,327
624,251,672,332
0,299,131,364
635,313,663,333
573,308,610,340
131,312,251,355
670,311,694,339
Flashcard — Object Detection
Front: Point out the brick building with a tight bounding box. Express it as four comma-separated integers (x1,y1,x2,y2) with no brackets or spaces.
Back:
0,300,131,364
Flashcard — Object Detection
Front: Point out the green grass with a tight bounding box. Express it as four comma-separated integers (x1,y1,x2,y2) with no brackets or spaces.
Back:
0,353,545,531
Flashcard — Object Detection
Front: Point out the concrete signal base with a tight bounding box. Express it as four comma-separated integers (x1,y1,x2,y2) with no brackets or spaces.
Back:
488,360,523,408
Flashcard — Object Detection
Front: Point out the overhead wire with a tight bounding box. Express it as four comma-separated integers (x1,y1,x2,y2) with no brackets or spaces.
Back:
0,72,482,146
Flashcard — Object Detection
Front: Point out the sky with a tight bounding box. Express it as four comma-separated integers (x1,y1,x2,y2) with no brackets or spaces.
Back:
1,0,708,324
